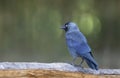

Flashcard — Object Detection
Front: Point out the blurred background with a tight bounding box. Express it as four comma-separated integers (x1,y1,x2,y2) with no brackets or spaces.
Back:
0,0,119,69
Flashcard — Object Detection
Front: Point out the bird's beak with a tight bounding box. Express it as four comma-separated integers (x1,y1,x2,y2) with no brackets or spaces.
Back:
60,25,66,29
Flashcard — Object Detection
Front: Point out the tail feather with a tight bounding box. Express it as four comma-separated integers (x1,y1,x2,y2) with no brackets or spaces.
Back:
85,59,98,70
82,52,98,70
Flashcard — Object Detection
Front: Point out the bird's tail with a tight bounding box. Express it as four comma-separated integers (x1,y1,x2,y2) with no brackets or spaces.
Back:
85,58,98,70
83,52,98,70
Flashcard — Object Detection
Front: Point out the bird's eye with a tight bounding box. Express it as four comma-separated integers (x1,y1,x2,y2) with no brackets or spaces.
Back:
65,25,68,27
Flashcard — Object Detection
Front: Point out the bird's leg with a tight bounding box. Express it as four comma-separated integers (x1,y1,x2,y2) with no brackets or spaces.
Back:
79,58,84,68
70,57,77,66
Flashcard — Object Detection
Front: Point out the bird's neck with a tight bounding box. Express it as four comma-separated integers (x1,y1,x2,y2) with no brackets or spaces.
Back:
66,29,80,34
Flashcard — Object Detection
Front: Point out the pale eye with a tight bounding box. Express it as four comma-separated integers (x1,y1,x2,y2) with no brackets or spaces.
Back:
65,25,68,27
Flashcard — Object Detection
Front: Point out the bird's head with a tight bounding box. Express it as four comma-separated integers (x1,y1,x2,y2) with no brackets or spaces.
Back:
61,22,79,32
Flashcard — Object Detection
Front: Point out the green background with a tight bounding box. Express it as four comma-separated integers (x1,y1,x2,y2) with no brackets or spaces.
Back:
0,0,120,69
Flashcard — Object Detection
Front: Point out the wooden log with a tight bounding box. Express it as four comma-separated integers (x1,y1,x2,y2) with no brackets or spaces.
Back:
0,62,119,78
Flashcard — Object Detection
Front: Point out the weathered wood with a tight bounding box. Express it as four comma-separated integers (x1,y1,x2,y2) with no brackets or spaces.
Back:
0,69,119,78
0,62,119,78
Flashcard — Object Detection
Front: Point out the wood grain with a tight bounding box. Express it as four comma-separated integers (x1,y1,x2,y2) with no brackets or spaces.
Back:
0,69,119,78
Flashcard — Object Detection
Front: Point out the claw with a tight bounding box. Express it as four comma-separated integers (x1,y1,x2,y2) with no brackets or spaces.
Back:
79,58,84,68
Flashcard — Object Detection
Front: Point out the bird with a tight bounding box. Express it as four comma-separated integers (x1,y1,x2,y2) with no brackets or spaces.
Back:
61,21,98,70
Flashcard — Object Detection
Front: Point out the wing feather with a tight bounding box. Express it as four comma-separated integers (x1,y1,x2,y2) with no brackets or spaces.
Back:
66,31,91,55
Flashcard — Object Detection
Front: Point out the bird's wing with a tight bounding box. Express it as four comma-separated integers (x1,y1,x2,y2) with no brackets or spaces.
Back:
66,31,91,54
82,52,98,70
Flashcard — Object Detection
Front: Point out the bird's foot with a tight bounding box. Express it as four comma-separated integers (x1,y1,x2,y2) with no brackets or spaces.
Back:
67,62,84,69
66,62,77,66
69,62,75,66
79,65,84,69
78,63,84,68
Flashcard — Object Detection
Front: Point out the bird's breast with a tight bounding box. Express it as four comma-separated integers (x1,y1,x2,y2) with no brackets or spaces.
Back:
66,35,77,47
